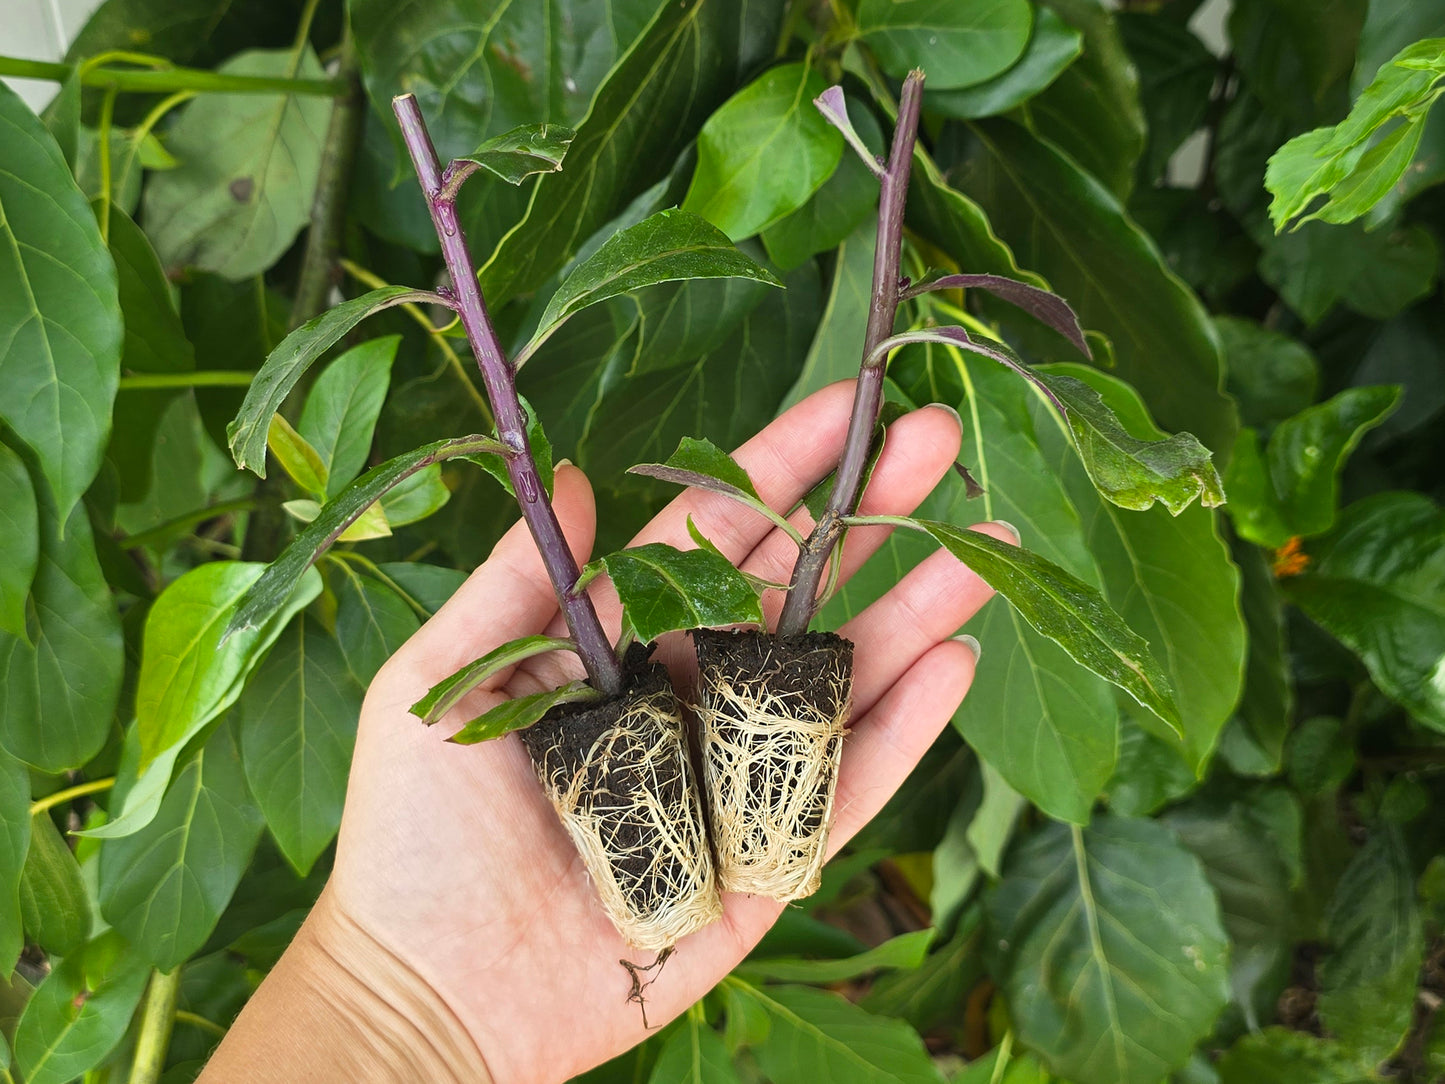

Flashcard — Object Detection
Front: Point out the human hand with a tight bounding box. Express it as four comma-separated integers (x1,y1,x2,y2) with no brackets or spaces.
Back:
207,382,1012,1083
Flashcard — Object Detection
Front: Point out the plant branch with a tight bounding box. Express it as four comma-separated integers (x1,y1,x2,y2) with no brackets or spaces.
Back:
29,777,115,817
0,55,346,96
392,94,625,696
776,69,925,638
128,968,181,1084
118,371,256,390
289,30,364,331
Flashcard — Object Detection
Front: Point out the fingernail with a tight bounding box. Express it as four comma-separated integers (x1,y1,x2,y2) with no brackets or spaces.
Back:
952,634,981,661
556,458,574,468
924,402,963,429
992,519,1020,543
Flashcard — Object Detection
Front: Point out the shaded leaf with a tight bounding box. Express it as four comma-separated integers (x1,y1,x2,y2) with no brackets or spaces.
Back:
1214,315,1320,429
411,636,575,726
857,0,1033,90
448,682,599,745
333,567,421,685
228,286,437,476
239,616,364,875
926,8,1083,119
0,81,122,517
649,1014,739,1084
0,445,38,640
99,720,264,971
18,814,91,957
601,544,763,642
141,48,330,279
735,929,934,984
681,62,843,241
1216,1029,1376,1084
459,123,576,185
988,816,1230,1084
0,751,27,970
1260,219,1439,326
298,336,399,497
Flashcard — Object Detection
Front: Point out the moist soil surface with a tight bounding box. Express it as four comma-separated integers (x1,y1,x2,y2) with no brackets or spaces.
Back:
520,643,693,914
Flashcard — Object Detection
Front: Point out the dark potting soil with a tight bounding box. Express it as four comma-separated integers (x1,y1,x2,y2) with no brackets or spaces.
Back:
519,643,696,913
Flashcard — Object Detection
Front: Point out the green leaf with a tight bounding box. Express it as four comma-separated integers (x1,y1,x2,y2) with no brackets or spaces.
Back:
1217,1029,1377,1084
227,436,505,637
141,47,330,279
1224,386,1401,549
333,566,421,685
458,123,577,185
378,562,468,614
0,81,122,518
627,437,762,503
298,336,399,497
12,932,149,1084
267,414,329,498
987,816,1230,1084
892,518,1180,733
0,496,123,772
1119,13,1219,184
411,636,576,726
18,814,91,957
478,0,783,305
783,216,876,405
239,616,364,876
731,981,944,1084
0,445,38,640
681,62,843,241
601,544,763,642
1215,315,1320,429
860,920,985,1034
1036,364,1245,769
522,210,781,363
1317,828,1423,1061
649,1013,740,1084
735,929,934,984
1266,38,1445,230
380,464,451,528
0,750,27,969
99,719,263,971
228,286,437,476
1260,219,1439,326
761,96,883,272
960,117,1234,452
926,8,1083,119
448,682,600,745
1106,716,1198,818
857,0,1032,90
467,395,553,500
1230,542,1293,775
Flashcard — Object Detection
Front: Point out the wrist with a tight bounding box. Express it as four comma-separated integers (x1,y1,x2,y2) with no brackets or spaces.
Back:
201,888,491,1083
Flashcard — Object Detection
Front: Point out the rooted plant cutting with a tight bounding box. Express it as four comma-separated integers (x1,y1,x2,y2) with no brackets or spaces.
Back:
225,97,777,952
634,70,1226,903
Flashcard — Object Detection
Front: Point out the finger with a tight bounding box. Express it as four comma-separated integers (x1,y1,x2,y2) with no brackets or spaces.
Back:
379,465,598,696
737,404,964,621
826,637,978,856
838,520,1015,717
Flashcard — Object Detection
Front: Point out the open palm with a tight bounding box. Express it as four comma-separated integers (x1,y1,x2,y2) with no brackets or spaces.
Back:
329,382,1011,1083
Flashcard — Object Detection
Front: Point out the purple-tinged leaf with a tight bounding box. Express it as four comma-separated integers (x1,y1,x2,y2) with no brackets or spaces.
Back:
900,272,1090,358
814,85,885,178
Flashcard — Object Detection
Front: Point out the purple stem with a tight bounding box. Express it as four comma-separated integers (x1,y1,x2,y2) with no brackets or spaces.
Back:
776,71,926,638
392,94,625,697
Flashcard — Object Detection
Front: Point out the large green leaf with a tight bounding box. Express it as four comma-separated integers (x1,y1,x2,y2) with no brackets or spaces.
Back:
649,1013,739,1084
730,981,943,1084
1285,492,1445,730
411,636,576,726
18,814,91,957
134,561,323,769
600,544,762,642
1225,386,1401,549
11,932,149,1084
1214,315,1319,429
1229,0,1366,125
927,8,1083,119
239,615,364,876
958,118,1234,451
521,210,781,362
0,446,38,640
783,218,877,407
0,81,122,518
226,436,504,637
1038,365,1245,769
99,720,264,972
681,62,842,241
228,286,435,476
141,48,331,280
856,0,1032,90
479,0,781,305
0,751,26,971
987,816,1230,1084
1216,1029,1376,1084
1316,827,1422,1062
333,565,423,686
297,336,399,498
0,497,123,772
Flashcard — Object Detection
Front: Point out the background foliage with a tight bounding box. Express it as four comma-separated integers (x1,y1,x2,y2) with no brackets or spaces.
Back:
1,0,1443,1081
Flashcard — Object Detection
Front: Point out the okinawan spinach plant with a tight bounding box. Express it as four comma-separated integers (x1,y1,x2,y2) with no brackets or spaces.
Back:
225,98,777,950
633,71,1225,903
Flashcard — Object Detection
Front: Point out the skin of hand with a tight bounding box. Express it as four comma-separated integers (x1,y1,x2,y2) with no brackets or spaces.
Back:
201,381,1012,1083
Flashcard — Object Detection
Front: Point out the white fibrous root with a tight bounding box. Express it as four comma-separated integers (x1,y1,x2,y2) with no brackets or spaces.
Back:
523,675,721,951
694,631,854,902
